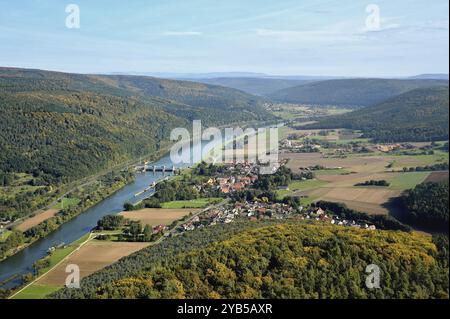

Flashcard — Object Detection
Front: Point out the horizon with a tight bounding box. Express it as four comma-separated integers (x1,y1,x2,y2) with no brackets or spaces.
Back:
0,65,448,80
0,0,448,77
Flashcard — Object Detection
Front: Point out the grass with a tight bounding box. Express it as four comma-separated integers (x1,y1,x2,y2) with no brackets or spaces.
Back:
389,172,430,190
161,198,222,209
11,284,61,299
0,230,12,242
52,197,80,210
11,232,91,299
277,179,328,199
392,152,449,168
314,168,350,176
37,232,91,275
289,180,328,191
335,138,370,145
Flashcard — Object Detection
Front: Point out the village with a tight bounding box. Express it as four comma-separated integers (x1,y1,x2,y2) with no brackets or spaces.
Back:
169,161,378,235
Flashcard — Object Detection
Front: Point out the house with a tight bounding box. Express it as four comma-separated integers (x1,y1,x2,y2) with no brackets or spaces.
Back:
153,224,166,233
220,185,230,193
312,207,325,215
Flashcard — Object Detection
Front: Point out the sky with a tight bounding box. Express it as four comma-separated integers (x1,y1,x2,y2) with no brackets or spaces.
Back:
0,0,448,76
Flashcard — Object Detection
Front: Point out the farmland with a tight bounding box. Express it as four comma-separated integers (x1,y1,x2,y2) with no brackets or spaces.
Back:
279,127,448,216
37,241,150,287
15,209,59,232
160,198,222,209
120,208,194,226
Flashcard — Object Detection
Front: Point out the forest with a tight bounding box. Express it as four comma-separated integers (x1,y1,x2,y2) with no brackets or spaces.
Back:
0,67,273,221
268,78,448,107
307,86,449,142
400,181,449,232
49,220,449,299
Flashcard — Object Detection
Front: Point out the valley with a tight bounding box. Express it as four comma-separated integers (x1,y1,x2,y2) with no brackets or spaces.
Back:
0,67,448,300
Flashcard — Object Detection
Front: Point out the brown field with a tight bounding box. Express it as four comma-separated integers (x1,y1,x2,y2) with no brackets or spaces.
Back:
424,171,449,183
120,208,193,226
316,172,399,187
313,187,402,215
16,209,59,231
38,241,150,286
282,153,392,173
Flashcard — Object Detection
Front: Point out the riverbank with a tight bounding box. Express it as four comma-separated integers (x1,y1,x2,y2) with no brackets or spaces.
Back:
0,171,134,264
9,232,93,299
0,120,276,295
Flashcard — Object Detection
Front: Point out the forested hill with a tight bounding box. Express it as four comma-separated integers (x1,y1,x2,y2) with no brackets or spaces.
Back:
307,86,449,142
0,67,273,184
268,78,448,107
0,67,271,120
50,220,449,299
191,77,312,96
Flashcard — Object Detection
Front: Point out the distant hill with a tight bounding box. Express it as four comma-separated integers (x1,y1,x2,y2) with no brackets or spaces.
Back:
0,67,273,185
50,220,449,299
191,77,313,96
308,86,449,142
410,74,449,80
268,78,449,107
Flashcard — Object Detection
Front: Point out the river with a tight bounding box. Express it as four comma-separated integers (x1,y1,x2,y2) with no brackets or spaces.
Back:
0,139,219,289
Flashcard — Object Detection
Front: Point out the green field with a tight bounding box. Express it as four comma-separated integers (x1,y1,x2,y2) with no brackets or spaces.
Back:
11,284,60,299
391,152,449,169
0,230,12,242
314,168,350,176
289,180,328,191
52,197,80,210
389,172,430,190
161,198,222,209
277,179,328,199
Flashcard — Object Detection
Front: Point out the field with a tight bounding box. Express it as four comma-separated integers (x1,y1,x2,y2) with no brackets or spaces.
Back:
161,198,222,209
12,238,149,299
11,284,60,299
425,171,449,183
15,209,59,232
314,187,403,215
0,230,12,242
388,172,430,190
120,208,194,226
276,180,328,199
280,142,448,215
11,233,91,299
37,241,150,287
52,197,80,210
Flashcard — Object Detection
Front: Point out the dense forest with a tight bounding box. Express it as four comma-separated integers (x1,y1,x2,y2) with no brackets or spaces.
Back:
400,181,449,233
268,78,448,107
50,220,449,299
0,67,273,220
307,87,449,142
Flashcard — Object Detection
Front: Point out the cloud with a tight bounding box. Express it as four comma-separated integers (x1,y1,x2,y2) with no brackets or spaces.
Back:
255,28,355,43
162,31,202,36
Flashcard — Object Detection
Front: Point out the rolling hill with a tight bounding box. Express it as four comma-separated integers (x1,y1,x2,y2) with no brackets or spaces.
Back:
307,86,449,142
50,220,449,299
191,77,313,96
268,78,449,107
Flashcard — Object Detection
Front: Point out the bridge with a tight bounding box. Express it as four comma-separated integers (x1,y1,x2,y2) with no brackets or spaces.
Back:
134,165,178,173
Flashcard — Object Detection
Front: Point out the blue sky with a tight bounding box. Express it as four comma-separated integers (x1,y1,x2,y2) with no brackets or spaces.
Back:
0,0,448,76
